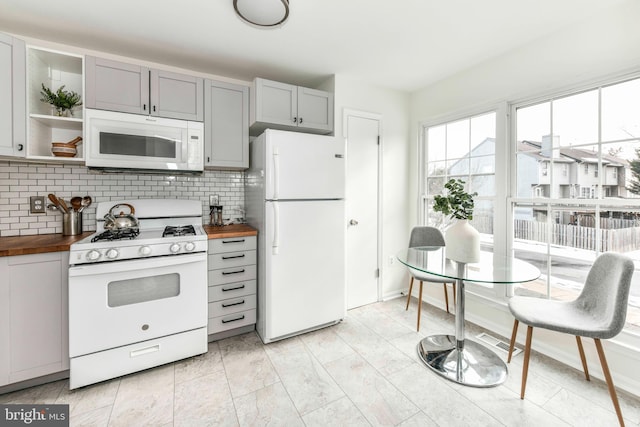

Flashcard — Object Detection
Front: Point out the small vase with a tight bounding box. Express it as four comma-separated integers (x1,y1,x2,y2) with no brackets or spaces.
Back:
54,107,69,117
444,219,480,263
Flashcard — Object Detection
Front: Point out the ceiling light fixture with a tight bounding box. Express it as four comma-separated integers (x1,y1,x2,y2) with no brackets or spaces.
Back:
233,0,289,28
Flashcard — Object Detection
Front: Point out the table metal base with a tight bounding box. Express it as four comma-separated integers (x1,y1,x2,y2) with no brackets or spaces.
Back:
417,334,507,387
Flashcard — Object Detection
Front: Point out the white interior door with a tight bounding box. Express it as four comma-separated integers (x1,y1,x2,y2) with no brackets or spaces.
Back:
345,112,380,309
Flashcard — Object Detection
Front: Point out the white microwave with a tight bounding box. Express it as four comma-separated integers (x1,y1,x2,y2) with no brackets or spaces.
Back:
84,109,203,172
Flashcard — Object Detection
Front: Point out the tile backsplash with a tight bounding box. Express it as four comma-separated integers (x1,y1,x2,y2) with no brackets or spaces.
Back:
0,160,245,237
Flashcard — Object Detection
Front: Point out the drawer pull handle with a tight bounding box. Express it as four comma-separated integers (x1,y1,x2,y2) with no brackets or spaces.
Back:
222,314,245,324
222,284,245,292
222,254,246,260
222,239,245,244
222,299,245,308
222,269,245,275
130,345,160,358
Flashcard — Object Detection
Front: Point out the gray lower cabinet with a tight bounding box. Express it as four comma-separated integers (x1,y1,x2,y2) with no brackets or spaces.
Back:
207,236,257,339
0,252,69,387
85,56,204,121
204,80,249,169
0,32,26,158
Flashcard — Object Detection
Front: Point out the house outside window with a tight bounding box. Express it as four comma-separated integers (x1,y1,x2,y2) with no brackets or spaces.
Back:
581,187,590,198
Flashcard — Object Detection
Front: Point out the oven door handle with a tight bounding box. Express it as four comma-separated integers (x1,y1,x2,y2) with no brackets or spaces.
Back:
69,252,207,277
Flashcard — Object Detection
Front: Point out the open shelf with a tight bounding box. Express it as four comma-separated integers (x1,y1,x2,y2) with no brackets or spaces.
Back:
26,46,84,161
30,114,83,130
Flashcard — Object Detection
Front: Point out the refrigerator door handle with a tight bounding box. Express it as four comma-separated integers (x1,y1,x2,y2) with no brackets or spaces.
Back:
272,202,280,255
273,147,280,200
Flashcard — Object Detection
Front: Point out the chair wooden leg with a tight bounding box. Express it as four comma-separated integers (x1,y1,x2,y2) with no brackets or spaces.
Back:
417,281,423,331
507,319,519,363
405,277,414,311
594,338,625,427
443,283,450,313
520,325,533,399
575,336,590,381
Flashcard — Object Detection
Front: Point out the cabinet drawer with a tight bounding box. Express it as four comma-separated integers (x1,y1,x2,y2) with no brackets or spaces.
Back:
70,328,206,389
208,280,256,302
208,309,256,335
209,236,256,253
208,265,256,286
208,294,256,317
208,250,256,269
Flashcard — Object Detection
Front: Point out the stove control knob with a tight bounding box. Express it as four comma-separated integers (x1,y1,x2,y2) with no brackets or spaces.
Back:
106,249,119,260
170,243,181,253
86,250,101,261
139,246,152,256
184,242,196,252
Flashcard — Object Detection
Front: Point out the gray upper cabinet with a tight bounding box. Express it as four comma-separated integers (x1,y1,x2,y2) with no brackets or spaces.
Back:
253,79,297,129
297,86,333,133
250,78,333,136
152,69,203,121
204,80,249,169
0,33,26,157
85,56,149,115
85,56,204,121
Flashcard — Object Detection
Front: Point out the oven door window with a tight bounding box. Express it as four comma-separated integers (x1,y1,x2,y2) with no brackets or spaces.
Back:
99,132,177,158
108,273,180,307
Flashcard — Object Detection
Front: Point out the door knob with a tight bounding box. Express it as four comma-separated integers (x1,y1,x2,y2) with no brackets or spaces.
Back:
349,219,359,226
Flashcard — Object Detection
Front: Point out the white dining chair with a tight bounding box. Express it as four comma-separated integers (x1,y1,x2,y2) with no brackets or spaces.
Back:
507,252,635,427
405,226,456,331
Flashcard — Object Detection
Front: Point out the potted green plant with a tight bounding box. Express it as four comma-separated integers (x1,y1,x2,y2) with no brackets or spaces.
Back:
433,178,480,263
40,84,82,116
433,178,477,220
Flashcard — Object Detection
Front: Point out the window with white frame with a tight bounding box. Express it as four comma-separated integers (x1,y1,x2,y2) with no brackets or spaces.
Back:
513,76,640,334
421,112,496,288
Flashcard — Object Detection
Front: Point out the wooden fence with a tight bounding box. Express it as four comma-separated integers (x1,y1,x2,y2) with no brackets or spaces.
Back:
513,219,640,252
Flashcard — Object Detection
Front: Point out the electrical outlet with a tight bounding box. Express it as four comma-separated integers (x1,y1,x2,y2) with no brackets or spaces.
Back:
209,194,219,206
30,196,45,214
389,255,395,265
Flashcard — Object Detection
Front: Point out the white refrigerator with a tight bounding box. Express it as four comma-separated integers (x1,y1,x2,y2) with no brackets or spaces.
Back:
245,129,346,343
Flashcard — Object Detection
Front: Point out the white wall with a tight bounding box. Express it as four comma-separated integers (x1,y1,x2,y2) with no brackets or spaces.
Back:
409,0,640,219
333,75,411,299
408,0,640,396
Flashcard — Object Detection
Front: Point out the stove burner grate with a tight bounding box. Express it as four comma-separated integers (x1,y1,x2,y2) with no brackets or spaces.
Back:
91,228,140,242
163,225,196,237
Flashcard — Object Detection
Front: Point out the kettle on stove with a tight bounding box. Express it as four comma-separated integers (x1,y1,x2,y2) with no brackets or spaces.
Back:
103,203,140,231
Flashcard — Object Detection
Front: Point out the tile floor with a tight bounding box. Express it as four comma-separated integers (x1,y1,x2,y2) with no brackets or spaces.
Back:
2,297,640,426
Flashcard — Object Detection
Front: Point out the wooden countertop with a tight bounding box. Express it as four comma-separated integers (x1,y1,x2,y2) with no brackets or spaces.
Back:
204,224,257,239
0,232,94,257
0,224,257,257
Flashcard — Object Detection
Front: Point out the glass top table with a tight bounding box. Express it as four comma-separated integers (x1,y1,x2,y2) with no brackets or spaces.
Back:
397,246,541,387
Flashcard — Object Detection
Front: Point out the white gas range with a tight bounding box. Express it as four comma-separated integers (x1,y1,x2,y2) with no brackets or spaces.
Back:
68,199,208,389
